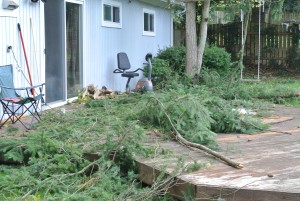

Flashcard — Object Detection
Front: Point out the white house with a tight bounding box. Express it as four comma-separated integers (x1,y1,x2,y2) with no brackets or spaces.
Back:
0,0,173,107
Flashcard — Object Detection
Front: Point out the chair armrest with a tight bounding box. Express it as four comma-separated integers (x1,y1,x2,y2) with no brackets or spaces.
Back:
22,83,45,90
132,68,145,73
113,69,124,73
0,83,45,91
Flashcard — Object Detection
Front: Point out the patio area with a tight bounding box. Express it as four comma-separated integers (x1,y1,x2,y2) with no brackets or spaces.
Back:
137,105,300,200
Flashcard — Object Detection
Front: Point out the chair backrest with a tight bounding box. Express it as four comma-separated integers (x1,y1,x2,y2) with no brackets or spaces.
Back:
0,65,18,98
117,52,131,70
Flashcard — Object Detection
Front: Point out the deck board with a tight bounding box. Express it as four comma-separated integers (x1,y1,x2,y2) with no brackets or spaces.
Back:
137,106,300,200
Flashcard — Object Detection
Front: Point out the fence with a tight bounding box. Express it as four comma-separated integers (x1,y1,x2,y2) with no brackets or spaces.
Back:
207,22,300,72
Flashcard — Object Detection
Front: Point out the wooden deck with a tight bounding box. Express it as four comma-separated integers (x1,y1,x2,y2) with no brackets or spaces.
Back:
137,106,300,200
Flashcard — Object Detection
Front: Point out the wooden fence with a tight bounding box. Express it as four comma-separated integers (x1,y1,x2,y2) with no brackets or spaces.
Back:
207,22,300,71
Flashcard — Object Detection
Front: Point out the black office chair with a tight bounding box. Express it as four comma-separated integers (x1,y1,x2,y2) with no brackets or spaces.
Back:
113,52,143,92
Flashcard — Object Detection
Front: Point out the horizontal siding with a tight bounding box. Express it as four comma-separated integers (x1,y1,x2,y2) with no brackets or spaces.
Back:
0,16,19,67
1,0,172,104
0,1,44,88
0,1,44,117
85,0,172,91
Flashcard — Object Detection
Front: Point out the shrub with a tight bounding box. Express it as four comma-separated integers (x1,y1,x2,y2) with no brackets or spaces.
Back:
202,45,232,76
156,46,186,74
144,58,172,89
287,47,300,70
155,45,232,78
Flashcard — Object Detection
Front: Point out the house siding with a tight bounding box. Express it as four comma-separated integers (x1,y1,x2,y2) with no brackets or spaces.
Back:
0,0,172,104
85,0,172,91
0,0,44,88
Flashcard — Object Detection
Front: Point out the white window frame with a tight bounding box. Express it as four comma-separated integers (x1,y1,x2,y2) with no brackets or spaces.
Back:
102,0,122,28
143,8,156,37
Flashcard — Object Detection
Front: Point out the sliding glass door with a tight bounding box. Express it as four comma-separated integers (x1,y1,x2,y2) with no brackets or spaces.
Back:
66,1,83,99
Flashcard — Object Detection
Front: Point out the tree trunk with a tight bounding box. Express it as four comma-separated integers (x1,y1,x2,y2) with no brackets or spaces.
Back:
240,4,251,67
226,3,251,91
185,2,198,78
196,0,211,75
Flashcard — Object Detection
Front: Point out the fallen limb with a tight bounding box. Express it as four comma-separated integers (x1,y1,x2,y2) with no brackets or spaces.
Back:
150,96,243,169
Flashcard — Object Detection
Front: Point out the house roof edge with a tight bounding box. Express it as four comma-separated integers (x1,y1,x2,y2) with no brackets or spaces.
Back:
136,0,171,8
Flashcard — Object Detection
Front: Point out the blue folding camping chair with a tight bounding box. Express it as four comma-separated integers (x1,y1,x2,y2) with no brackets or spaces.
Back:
0,64,45,129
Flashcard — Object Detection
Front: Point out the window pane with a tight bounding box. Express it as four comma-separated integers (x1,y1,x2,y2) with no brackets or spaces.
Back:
144,13,149,31
104,4,112,21
113,6,120,23
150,14,154,32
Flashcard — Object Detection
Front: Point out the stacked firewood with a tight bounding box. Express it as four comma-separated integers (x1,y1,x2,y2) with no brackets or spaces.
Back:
82,85,116,100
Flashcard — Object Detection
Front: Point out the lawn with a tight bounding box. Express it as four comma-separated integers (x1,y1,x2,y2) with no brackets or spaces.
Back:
240,77,300,106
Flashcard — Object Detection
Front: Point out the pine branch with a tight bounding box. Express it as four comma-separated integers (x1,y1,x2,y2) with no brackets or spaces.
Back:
150,96,244,169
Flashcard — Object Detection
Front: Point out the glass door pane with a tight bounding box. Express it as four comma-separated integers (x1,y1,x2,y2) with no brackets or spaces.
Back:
66,2,82,98
45,0,65,103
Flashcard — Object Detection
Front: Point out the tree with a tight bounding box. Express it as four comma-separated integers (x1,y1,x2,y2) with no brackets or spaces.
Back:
180,0,275,79
184,0,211,78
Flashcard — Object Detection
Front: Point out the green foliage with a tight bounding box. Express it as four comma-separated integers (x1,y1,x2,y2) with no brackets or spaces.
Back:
4,75,299,199
153,45,233,88
182,185,196,201
0,97,156,200
156,46,186,74
284,0,300,12
6,127,18,133
269,0,284,20
207,97,268,133
199,69,223,88
283,97,300,107
288,47,300,70
185,161,207,173
238,79,300,102
140,92,217,148
202,45,232,76
144,58,172,89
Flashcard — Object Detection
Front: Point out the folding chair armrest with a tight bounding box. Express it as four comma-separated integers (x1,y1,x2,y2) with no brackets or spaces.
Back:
0,85,21,90
0,83,45,91
23,83,45,90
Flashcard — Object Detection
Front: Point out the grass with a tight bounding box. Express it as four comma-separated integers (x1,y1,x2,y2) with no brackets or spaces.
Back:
240,77,300,107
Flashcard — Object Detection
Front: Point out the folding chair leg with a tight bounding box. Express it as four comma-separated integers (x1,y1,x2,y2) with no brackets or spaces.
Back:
0,113,10,128
0,101,40,130
0,101,18,128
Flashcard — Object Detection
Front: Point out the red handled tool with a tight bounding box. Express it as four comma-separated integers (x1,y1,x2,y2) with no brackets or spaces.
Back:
18,23,34,95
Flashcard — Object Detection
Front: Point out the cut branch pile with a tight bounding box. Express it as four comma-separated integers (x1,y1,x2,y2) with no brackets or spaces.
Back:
82,85,116,100
150,96,244,169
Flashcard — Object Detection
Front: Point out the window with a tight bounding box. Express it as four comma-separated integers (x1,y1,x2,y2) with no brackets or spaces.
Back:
143,9,155,36
102,1,122,28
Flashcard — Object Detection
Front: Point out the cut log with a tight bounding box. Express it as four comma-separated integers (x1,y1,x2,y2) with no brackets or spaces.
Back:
87,85,96,94
93,88,101,99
